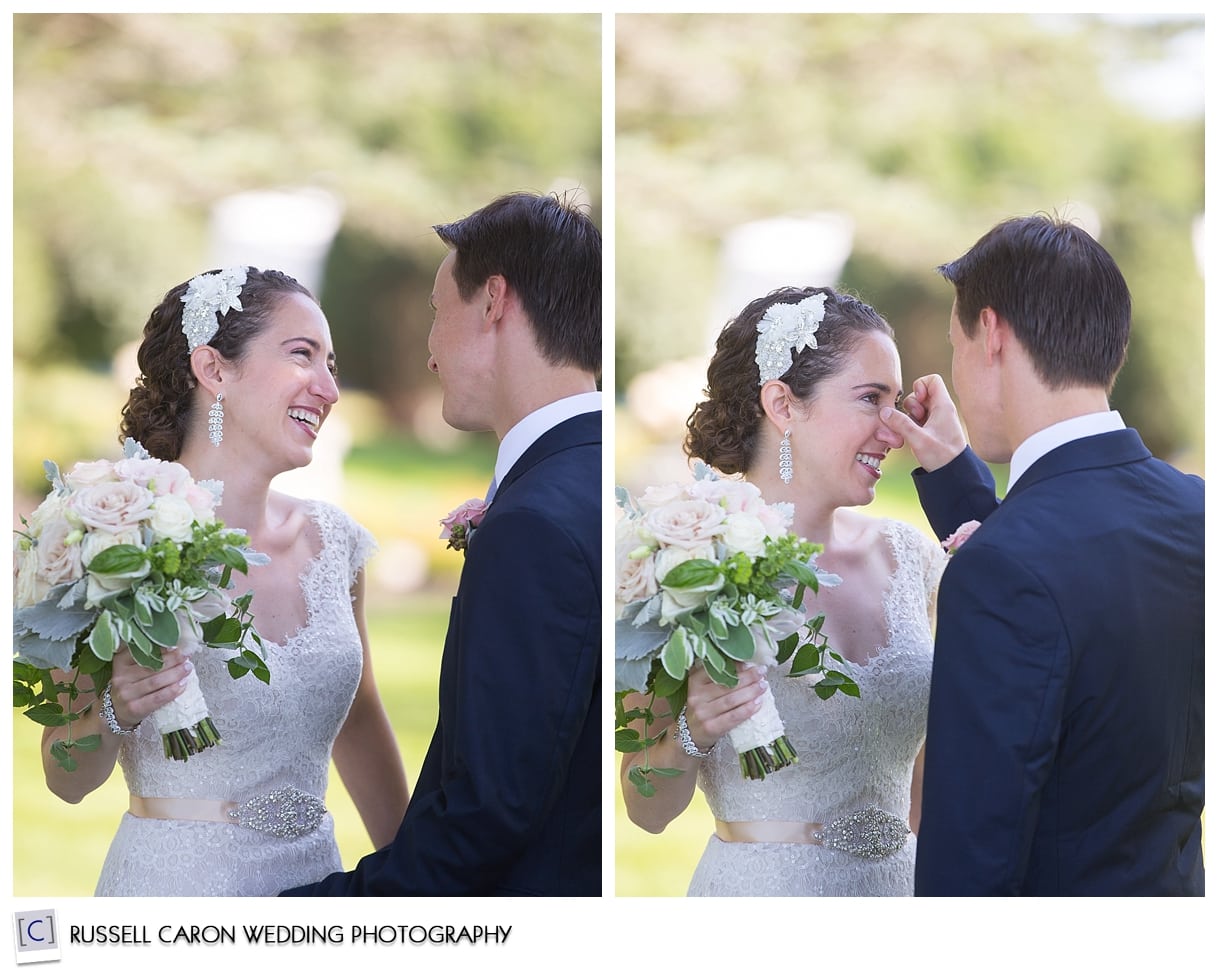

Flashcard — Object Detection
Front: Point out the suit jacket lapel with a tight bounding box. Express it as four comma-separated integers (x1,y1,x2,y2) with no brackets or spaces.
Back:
493,411,601,502
1005,428,1152,501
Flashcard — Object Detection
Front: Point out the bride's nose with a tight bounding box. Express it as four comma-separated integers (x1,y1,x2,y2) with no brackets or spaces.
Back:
875,417,903,450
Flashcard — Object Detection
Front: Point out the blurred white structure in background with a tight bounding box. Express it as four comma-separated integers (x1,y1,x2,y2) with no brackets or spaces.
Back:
709,212,855,352
206,187,350,505
1056,200,1102,241
209,187,344,295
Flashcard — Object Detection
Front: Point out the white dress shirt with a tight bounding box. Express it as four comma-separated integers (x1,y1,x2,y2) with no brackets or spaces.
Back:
1007,410,1126,491
489,392,602,499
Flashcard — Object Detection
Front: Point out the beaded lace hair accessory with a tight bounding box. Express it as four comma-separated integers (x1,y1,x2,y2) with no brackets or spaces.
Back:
181,267,249,351
755,292,827,384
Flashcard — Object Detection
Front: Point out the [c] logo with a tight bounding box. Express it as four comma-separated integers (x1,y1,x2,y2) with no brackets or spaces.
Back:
13,910,61,965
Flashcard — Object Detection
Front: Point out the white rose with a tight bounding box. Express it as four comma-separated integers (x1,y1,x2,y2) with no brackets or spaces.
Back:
188,588,232,624
70,479,154,533
749,606,806,667
85,565,149,607
14,546,49,608
655,543,723,622
148,494,197,544
721,512,768,558
660,580,725,623
644,499,726,549
80,527,143,569
25,491,67,538
654,543,713,583
614,511,645,551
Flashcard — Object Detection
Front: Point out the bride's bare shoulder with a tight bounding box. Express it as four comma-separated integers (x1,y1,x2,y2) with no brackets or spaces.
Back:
266,491,317,532
835,507,889,550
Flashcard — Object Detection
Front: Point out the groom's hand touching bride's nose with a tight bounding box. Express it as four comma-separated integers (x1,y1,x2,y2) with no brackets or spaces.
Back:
880,374,967,473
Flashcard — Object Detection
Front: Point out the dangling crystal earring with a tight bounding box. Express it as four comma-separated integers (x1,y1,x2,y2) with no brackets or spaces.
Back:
779,428,793,484
208,393,224,448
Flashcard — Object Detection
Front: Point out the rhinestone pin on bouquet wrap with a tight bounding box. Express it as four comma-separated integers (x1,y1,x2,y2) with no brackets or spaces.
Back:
13,439,270,768
615,465,858,795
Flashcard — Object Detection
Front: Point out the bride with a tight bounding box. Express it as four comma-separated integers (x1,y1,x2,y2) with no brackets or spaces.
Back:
39,266,410,896
619,285,945,896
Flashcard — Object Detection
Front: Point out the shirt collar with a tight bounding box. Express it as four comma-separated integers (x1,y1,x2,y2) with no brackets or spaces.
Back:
1008,410,1126,490
493,391,602,489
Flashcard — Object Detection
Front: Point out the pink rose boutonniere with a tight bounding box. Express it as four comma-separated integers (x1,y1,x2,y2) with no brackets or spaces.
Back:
440,498,488,553
942,519,982,555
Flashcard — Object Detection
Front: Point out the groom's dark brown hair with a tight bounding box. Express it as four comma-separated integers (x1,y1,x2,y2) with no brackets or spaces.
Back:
434,191,601,375
938,213,1131,392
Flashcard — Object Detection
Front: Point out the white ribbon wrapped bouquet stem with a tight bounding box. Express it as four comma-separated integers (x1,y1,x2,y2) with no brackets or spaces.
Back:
144,596,232,761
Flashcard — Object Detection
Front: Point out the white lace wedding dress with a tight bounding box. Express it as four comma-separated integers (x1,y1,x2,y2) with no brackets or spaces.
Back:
94,501,374,896
687,519,944,896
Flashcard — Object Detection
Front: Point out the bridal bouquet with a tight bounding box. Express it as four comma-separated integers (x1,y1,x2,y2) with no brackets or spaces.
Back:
615,465,857,796
13,439,269,769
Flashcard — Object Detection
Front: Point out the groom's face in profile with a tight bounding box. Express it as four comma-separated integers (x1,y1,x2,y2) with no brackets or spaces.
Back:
427,250,494,433
948,300,1005,463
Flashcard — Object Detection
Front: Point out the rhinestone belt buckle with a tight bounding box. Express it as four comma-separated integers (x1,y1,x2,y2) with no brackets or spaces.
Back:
228,786,326,839
819,806,911,860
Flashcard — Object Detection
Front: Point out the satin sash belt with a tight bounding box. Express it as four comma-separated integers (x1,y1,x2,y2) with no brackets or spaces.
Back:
716,819,825,843
130,796,237,823
715,806,911,860
129,785,327,839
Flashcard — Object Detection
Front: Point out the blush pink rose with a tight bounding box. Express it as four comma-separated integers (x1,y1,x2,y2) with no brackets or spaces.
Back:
687,477,765,516
34,515,84,587
63,459,118,489
756,501,793,538
616,548,658,605
635,482,687,512
69,479,155,533
183,483,218,524
942,519,982,555
439,498,488,540
644,499,726,549
114,456,192,497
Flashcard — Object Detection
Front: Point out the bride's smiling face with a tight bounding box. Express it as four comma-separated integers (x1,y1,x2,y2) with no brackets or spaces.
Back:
222,293,340,473
790,331,904,507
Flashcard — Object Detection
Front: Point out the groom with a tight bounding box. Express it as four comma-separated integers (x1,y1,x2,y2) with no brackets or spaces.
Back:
285,191,602,895
883,215,1203,895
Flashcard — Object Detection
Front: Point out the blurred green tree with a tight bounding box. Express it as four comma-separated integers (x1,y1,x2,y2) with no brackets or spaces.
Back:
14,12,601,411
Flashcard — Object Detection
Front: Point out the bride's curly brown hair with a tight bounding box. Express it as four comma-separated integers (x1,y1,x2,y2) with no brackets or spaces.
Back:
119,268,315,461
685,286,895,476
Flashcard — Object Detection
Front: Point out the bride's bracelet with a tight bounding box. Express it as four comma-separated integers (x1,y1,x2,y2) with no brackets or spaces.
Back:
676,705,714,758
100,684,138,736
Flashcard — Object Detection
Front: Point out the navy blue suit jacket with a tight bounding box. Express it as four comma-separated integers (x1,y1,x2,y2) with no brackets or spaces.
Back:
284,412,601,895
912,430,1203,895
